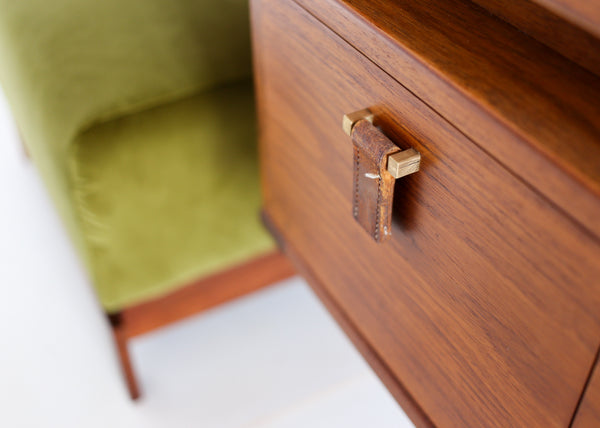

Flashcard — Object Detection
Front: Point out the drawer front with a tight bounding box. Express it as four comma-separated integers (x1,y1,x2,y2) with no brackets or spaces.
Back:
252,0,600,426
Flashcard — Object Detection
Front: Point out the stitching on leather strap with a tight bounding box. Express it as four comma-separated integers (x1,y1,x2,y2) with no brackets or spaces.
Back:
375,176,382,241
353,148,360,218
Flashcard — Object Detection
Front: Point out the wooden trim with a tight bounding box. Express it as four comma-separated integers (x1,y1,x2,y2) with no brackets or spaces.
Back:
120,251,295,338
262,211,434,428
571,346,600,427
530,0,600,40
108,313,140,400
470,0,600,77
107,251,295,400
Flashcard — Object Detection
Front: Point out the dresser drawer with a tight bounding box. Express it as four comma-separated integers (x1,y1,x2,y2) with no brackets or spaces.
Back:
251,0,600,426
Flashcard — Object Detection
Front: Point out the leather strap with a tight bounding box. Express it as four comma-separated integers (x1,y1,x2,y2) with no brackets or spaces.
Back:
351,120,399,242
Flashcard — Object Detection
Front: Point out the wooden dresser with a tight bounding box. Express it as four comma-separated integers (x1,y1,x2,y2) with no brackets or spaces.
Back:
250,0,600,426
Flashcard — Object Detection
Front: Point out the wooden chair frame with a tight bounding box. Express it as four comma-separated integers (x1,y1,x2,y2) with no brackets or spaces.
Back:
106,251,295,399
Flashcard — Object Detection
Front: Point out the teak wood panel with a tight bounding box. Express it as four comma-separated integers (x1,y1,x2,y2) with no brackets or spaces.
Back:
573,356,600,427
531,0,600,40
251,0,600,426
295,0,600,240
469,0,600,76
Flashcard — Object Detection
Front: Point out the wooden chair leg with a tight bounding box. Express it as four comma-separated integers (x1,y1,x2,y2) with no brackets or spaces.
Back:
104,251,294,400
107,313,140,400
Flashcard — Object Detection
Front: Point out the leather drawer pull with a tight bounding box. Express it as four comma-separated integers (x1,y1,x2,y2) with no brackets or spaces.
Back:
343,109,420,243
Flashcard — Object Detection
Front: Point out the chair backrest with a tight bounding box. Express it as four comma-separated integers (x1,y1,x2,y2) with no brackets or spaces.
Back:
0,0,252,153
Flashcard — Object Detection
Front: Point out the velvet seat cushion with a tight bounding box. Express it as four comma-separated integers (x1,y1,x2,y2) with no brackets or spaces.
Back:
70,82,273,312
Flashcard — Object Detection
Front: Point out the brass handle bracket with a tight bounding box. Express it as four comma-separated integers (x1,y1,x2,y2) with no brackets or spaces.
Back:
342,108,421,242
342,108,374,136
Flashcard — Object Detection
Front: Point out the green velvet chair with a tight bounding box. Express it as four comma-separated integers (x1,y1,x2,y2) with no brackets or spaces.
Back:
0,0,292,399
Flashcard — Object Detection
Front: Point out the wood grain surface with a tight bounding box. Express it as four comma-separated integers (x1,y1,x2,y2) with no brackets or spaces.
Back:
530,0,600,40
470,0,600,77
295,0,600,240
573,353,600,427
251,0,600,426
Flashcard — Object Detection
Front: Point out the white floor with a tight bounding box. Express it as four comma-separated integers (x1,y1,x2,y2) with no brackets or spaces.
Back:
0,91,413,428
